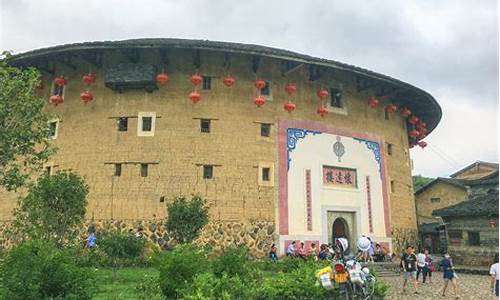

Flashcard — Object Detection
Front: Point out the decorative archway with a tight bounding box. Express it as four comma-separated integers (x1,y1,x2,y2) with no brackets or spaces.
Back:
332,217,349,241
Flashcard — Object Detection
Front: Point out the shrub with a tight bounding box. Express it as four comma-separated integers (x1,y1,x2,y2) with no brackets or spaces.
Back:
253,261,329,300
0,240,95,300
165,195,209,244
180,272,250,300
135,273,163,300
212,246,251,277
158,244,210,299
99,229,147,261
12,170,88,246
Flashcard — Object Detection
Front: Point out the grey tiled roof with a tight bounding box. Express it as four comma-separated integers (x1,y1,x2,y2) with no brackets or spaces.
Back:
7,38,442,134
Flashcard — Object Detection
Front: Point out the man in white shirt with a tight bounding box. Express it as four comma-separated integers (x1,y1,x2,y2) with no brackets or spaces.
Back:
286,240,297,256
416,248,426,282
490,253,499,298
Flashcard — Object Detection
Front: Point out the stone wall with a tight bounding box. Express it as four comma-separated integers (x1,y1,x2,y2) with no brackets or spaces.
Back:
444,216,499,266
0,46,418,239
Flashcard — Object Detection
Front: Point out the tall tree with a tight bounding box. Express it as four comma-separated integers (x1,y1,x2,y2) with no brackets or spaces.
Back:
0,51,55,191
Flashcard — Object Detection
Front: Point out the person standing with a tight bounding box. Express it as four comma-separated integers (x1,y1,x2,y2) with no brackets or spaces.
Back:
86,231,96,249
423,248,433,284
298,241,307,260
490,253,499,298
400,245,419,294
416,248,426,282
440,253,460,298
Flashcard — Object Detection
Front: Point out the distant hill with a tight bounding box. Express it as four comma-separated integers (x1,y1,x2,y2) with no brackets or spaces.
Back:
413,175,434,192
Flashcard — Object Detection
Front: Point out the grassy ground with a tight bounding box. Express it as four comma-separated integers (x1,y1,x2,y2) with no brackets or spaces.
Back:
93,267,160,300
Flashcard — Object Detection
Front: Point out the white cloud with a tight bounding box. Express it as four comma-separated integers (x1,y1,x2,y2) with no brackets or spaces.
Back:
0,0,497,178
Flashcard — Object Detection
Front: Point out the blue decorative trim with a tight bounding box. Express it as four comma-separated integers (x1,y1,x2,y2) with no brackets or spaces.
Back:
353,138,382,176
287,128,322,170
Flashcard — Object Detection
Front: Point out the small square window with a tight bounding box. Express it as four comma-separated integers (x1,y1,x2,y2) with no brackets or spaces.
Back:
329,88,343,108
468,231,480,246
387,143,393,155
430,197,440,203
45,166,52,175
118,117,128,132
260,123,271,137
48,121,58,139
203,165,213,179
261,81,270,96
138,112,156,136
384,109,390,120
200,119,211,133
262,167,270,181
140,164,148,177
114,164,122,176
202,76,211,90
390,180,395,193
142,117,152,132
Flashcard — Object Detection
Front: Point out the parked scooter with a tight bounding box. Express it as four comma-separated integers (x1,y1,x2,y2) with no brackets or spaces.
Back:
318,236,376,299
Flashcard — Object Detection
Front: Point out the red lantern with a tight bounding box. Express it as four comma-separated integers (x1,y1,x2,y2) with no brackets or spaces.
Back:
54,76,66,87
317,106,329,117
284,102,296,113
285,83,297,95
254,79,266,90
368,97,379,108
417,132,427,140
189,91,201,104
49,95,63,106
417,141,428,148
400,108,412,117
317,88,329,100
409,130,420,138
416,120,427,130
223,75,236,87
82,73,96,85
386,104,398,113
254,96,266,107
80,91,93,104
156,73,169,86
408,116,419,125
190,74,202,86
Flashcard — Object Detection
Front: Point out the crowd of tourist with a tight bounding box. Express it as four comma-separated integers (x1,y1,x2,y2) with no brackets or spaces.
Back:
269,239,500,299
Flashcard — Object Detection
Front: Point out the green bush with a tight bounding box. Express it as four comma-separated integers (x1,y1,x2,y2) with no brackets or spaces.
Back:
158,244,210,299
180,272,250,300
0,240,95,300
135,273,163,300
165,195,209,244
212,246,251,277
253,261,330,300
99,229,146,260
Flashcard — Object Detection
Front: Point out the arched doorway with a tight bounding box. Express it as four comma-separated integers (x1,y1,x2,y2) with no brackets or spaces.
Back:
332,217,349,241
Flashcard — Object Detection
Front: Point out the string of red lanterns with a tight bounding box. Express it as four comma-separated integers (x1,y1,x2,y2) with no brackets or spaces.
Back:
283,83,297,113
189,73,202,104
254,79,266,107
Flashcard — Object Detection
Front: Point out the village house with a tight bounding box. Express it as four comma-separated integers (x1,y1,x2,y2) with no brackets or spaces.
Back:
414,161,498,263
433,171,499,266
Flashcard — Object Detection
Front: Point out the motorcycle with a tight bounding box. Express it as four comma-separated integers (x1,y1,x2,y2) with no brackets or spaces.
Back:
317,237,376,299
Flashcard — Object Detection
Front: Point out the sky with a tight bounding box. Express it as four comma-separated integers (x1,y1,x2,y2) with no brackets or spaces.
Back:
0,0,498,178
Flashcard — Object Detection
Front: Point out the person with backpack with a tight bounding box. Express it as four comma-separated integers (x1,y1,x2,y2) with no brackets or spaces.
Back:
400,245,419,295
